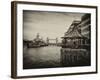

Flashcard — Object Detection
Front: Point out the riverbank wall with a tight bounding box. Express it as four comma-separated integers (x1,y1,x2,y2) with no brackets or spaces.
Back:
61,48,90,67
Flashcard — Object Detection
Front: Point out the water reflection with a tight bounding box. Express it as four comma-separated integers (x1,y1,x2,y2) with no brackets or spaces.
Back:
23,46,62,69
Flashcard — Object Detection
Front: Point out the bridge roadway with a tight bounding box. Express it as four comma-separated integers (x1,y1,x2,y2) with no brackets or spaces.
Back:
47,43,61,46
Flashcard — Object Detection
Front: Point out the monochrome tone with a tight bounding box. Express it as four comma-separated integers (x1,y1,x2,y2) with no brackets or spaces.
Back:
23,10,91,69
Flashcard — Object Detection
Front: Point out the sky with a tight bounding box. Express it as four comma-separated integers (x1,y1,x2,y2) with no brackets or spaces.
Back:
23,10,85,42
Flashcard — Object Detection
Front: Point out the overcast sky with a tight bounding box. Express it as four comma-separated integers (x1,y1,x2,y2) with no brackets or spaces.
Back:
23,10,84,42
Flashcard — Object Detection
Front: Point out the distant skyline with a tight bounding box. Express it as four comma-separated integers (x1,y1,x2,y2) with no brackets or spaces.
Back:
23,10,85,42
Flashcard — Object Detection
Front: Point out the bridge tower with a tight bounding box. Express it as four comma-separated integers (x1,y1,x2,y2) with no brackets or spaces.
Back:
46,37,49,44
46,37,59,45
56,38,58,44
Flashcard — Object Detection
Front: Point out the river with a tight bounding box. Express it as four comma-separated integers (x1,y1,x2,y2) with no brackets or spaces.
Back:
23,46,62,69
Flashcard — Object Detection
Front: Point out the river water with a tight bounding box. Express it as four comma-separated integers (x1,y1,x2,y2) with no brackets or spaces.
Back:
23,46,62,69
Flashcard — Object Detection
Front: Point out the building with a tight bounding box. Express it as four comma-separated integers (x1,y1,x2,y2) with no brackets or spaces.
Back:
80,14,91,38
61,20,86,49
79,14,91,44
61,14,91,48
64,20,81,36
61,14,91,67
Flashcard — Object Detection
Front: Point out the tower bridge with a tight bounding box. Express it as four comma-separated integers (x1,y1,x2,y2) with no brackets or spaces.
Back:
46,37,61,46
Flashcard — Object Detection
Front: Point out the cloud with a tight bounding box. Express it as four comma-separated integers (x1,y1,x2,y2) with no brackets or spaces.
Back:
23,10,84,41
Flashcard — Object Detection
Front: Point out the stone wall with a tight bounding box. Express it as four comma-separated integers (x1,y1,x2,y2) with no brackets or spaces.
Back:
61,48,90,67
